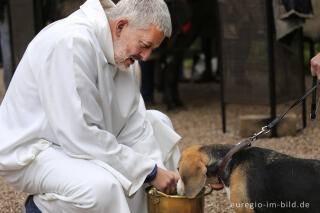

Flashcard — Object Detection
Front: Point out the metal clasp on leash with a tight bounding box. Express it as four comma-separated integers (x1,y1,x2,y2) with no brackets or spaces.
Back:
250,126,270,142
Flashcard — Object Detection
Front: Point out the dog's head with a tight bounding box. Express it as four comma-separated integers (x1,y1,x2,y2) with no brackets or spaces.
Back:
177,145,231,198
177,145,209,198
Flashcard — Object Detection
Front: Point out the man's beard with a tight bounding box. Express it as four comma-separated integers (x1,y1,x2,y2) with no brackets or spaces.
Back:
115,56,142,72
115,61,130,72
114,40,142,72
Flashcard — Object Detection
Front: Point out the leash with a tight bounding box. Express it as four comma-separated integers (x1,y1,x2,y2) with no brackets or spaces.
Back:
217,80,319,181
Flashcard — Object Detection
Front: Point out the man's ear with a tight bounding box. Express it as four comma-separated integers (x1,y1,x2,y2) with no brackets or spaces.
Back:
115,18,128,37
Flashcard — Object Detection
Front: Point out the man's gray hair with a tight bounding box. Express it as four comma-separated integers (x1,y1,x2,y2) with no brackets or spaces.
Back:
105,0,172,37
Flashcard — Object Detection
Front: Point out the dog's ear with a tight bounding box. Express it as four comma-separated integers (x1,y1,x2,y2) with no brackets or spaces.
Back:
206,160,222,177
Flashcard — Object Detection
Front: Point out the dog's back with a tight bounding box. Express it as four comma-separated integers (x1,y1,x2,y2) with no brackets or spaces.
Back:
231,147,320,213
178,144,320,212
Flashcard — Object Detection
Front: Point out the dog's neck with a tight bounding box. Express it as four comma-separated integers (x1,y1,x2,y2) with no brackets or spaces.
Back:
200,145,241,187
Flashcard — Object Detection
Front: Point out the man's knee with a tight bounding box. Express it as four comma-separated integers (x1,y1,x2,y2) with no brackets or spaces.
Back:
85,175,125,210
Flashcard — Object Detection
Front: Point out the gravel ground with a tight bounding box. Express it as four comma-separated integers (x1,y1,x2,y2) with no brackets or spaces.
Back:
0,72,319,212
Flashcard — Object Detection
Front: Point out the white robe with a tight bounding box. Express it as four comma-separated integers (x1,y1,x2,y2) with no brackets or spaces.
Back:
0,0,180,199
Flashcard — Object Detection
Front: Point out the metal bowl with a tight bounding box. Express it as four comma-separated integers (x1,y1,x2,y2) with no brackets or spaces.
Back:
146,186,213,213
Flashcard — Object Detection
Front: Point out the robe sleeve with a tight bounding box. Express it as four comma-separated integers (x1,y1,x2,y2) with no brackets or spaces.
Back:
117,94,167,169
117,94,181,169
36,33,155,196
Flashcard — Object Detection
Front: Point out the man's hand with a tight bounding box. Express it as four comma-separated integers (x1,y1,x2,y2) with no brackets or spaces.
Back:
311,53,320,80
150,167,180,195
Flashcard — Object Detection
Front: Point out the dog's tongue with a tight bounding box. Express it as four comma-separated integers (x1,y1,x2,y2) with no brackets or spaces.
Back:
211,183,224,190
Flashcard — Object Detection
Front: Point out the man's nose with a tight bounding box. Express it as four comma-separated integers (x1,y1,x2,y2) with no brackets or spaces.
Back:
140,48,152,61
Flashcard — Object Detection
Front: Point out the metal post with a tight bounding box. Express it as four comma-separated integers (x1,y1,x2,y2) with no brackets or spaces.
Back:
9,0,36,68
299,29,306,128
33,0,44,34
7,1,14,73
216,0,226,133
265,0,277,137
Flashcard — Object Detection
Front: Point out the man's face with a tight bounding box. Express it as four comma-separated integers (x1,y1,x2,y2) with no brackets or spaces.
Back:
113,23,165,71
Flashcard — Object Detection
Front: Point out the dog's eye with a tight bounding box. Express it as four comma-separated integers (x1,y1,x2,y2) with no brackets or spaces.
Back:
177,168,180,172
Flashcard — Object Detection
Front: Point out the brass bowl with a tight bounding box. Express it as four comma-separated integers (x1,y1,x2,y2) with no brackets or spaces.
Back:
146,186,213,213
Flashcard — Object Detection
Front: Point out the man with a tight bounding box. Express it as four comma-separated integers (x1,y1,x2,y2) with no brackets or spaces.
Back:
0,0,181,212
311,53,320,80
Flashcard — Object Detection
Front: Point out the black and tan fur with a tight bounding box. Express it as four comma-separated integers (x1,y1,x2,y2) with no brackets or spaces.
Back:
177,144,320,213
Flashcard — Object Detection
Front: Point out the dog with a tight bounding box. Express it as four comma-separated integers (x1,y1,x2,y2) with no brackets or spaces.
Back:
176,144,320,213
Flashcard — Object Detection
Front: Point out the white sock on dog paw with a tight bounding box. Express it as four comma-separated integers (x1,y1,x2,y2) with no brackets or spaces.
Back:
225,186,230,200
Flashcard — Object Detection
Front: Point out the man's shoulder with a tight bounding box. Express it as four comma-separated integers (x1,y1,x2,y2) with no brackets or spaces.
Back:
56,17,96,41
26,18,100,66
35,17,98,51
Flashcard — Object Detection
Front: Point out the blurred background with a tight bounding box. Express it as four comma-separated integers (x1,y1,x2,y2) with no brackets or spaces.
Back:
1,0,320,115
0,0,320,212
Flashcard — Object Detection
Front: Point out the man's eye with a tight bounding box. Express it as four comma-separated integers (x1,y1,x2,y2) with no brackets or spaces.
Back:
141,44,151,49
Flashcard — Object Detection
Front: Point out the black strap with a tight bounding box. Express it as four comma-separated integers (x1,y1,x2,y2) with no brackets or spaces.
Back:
267,84,318,130
217,140,251,180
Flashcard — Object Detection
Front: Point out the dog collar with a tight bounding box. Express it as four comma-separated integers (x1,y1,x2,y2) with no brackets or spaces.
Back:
217,140,251,181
